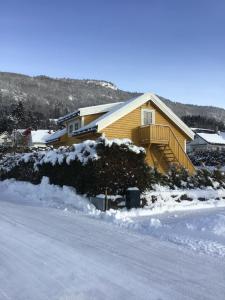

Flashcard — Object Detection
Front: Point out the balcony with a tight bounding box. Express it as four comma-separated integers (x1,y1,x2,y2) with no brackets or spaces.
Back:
139,124,195,173
139,124,170,145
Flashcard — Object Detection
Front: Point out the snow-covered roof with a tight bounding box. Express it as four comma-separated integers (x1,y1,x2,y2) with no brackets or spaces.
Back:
72,92,195,140
58,102,123,124
31,130,53,144
0,131,10,138
45,128,67,143
197,132,225,145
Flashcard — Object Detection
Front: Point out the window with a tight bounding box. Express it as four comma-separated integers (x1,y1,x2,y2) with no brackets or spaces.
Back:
142,109,155,125
69,124,73,133
74,122,79,131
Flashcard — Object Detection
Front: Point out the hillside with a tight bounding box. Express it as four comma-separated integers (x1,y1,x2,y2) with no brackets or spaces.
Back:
0,71,225,130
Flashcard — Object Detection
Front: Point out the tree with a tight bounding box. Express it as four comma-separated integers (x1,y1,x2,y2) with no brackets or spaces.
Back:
11,101,26,128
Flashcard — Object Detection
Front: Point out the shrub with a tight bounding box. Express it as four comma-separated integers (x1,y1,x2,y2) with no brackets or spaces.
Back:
0,137,155,196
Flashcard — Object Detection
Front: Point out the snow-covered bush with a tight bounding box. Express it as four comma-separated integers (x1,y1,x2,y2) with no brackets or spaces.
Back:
1,137,225,196
189,149,225,168
0,137,154,195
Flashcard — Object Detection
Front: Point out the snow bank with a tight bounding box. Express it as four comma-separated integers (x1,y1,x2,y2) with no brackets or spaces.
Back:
0,177,95,213
1,178,225,257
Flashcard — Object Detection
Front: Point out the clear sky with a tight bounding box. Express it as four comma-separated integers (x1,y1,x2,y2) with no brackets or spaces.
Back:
0,0,224,108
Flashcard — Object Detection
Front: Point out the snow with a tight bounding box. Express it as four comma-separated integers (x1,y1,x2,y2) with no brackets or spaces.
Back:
86,80,118,90
31,129,52,144
198,132,225,145
102,136,145,153
0,137,145,174
0,179,225,299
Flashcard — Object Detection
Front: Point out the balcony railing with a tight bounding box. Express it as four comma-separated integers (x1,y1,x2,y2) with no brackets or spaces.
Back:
139,124,170,145
139,124,195,173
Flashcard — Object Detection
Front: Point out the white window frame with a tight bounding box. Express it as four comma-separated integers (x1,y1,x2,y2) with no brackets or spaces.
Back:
67,119,81,136
141,109,155,126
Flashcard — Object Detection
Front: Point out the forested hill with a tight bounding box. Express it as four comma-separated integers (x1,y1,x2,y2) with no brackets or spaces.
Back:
0,71,225,131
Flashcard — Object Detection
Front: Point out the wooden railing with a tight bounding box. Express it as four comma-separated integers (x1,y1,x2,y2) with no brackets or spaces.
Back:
139,124,170,144
139,124,195,173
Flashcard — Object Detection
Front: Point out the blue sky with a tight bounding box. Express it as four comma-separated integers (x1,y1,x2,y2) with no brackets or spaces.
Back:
0,0,225,108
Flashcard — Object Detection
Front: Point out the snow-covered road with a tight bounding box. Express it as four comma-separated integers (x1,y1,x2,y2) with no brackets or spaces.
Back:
0,199,225,300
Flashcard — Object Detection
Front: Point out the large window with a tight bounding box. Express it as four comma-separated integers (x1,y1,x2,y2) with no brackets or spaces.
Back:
142,109,155,125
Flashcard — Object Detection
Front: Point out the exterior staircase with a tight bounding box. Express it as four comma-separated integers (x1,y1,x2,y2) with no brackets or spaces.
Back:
139,124,195,173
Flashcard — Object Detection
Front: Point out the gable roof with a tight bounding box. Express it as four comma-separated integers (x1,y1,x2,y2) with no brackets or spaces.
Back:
57,102,123,124
72,92,195,140
197,132,225,145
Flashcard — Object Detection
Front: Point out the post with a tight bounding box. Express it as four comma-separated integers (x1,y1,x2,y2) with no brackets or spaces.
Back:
105,188,108,211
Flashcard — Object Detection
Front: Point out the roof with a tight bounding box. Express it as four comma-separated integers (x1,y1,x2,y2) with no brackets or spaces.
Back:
57,102,123,124
45,128,67,143
31,130,53,144
191,128,215,133
72,92,195,140
0,131,10,138
197,132,225,145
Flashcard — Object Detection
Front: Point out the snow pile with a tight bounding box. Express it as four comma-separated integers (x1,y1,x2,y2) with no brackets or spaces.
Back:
103,137,145,154
0,177,95,213
39,139,99,166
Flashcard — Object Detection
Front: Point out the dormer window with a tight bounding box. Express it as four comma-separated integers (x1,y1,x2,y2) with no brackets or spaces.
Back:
141,109,155,125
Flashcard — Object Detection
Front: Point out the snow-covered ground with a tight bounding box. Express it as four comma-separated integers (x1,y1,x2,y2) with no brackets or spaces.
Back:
0,179,225,299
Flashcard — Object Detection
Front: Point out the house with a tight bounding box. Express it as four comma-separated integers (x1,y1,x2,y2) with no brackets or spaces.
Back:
0,131,12,147
187,128,225,152
29,130,53,148
46,92,195,173
12,129,53,148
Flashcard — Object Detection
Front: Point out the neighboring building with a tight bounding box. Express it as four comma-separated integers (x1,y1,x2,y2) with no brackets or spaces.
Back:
12,129,53,148
29,130,53,148
46,92,195,173
187,128,225,152
0,131,12,146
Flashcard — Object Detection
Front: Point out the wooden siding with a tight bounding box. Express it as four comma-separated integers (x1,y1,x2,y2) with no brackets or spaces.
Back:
83,113,105,126
100,101,194,173
48,101,194,173
101,102,190,146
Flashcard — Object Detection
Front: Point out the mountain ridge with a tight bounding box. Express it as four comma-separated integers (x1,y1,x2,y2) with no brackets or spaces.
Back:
0,71,225,124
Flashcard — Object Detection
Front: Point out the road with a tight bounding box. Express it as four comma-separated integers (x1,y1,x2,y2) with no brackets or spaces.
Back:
0,199,225,300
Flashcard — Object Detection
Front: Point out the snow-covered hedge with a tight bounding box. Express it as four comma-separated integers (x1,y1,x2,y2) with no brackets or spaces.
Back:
0,137,152,195
1,137,225,196
189,149,225,169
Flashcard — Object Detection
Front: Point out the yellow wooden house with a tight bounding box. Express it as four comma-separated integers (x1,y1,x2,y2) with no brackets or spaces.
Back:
46,93,195,173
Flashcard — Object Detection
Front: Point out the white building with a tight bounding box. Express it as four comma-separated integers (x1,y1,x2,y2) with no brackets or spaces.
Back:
0,132,12,146
11,129,53,148
187,128,225,152
28,130,53,148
